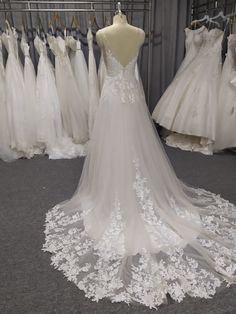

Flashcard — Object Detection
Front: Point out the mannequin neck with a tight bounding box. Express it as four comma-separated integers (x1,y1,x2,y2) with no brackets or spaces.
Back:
113,14,128,25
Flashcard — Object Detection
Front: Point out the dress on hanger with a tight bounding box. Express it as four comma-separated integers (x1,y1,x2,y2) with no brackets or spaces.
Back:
34,35,86,159
2,27,34,158
20,32,39,153
43,28,236,309
47,34,88,144
0,35,20,162
66,35,89,113
214,34,236,150
152,26,223,155
87,28,100,136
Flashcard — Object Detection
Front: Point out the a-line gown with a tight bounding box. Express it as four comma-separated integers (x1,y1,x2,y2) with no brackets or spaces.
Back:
43,28,236,309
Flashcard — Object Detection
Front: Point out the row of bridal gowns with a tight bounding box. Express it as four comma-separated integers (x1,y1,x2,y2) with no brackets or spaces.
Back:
0,25,98,161
47,34,89,144
152,26,223,154
1,26,36,158
215,33,236,150
34,34,87,158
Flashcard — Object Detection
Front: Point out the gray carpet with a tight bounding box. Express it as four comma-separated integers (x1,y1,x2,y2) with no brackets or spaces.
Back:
1,145,236,314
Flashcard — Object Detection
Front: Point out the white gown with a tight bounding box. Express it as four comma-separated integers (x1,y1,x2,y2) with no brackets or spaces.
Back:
20,32,39,153
2,28,34,158
152,27,223,154
87,28,100,136
214,34,236,150
0,35,20,162
44,29,236,309
34,35,86,159
47,34,88,144
66,36,89,113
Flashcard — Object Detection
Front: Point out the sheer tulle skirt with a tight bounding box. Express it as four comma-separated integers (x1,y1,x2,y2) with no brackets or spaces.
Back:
44,73,236,308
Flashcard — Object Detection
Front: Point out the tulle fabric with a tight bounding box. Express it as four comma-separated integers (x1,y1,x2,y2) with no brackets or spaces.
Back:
44,31,236,308
214,34,236,150
152,27,223,154
34,35,86,159
98,52,107,93
47,34,89,144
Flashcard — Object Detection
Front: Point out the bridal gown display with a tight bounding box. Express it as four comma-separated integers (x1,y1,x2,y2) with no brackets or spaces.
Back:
152,26,223,154
214,34,236,150
66,36,89,112
0,35,20,162
47,34,89,144
34,35,85,159
2,26,34,158
87,28,100,136
43,27,236,309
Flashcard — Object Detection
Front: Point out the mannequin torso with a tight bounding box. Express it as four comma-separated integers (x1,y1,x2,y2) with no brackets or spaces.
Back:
96,14,145,67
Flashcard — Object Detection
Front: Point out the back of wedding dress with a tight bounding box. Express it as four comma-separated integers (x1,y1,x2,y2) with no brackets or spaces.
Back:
43,24,236,309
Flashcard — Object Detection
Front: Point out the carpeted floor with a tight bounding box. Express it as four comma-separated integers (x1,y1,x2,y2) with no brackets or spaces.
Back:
1,145,236,314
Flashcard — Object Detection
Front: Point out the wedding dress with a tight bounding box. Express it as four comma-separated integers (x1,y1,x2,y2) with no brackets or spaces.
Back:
34,35,86,159
43,30,236,309
66,36,89,113
47,34,88,144
2,27,34,158
20,31,39,153
87,28,100,136
214,34,236,150
0,35,20,162
152,27,223,154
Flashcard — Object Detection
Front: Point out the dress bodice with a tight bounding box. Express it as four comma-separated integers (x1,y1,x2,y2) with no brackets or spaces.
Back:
65,36,81,51
2,31,16,56
184,26,205,54
199,28,223,55
47,35,67,57
34,35,47,56
101,32,138,79
20,35,30,57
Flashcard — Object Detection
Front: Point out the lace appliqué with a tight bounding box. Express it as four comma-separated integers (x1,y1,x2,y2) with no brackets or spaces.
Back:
133,158,183,249
43,164,236,309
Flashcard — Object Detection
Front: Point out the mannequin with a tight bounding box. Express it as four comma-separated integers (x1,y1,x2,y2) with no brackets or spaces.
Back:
96,12,145,67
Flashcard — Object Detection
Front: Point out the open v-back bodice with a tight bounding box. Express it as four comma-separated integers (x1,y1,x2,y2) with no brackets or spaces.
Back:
101,32,139,79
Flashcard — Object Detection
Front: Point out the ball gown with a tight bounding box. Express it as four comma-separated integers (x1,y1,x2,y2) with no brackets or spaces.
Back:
152,26,223,154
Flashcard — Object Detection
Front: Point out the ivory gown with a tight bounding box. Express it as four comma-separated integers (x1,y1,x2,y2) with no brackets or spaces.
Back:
43,28,236,309
152,26,223,154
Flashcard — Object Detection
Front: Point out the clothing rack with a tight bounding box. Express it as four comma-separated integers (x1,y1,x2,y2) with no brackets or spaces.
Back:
0,0,155,107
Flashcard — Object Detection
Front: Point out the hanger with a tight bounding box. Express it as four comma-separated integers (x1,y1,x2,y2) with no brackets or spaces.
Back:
49,13,65,37
191,15,209,28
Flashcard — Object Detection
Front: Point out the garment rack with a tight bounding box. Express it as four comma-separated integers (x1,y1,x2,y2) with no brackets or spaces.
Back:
0,0,154,107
